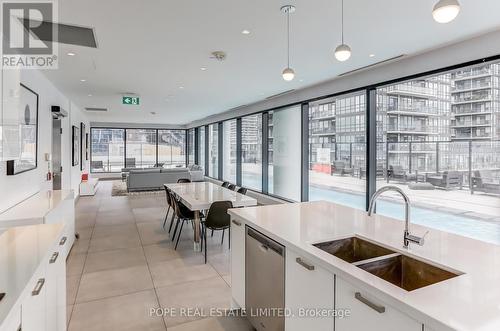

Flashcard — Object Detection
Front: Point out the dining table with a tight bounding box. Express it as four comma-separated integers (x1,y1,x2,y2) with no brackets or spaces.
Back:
165,181,258,251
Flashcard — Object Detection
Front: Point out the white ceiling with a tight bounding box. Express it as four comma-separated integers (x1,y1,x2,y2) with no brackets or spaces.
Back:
42,0,500,125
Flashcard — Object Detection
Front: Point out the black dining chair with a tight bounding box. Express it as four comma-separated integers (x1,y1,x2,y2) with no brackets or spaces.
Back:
177,178,191,183
221,181,230,188
201,201,233,263
162,185,173,229
237,187,247,195
227,184,236,190
171,198,199,250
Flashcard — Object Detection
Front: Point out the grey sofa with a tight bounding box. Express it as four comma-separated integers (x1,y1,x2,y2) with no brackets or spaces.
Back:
471,170,500,195
127,168,190,192
425,171,463,190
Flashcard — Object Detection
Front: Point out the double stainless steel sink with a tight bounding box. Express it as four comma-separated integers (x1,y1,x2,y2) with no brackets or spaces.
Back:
314,236,460,291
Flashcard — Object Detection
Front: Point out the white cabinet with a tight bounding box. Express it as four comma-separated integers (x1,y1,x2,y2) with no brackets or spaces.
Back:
285,249,334,331
45,249,66,331
22,265,47,331
335,277,422,331
0,307,20,331
230,217,245,308
45,198,74,259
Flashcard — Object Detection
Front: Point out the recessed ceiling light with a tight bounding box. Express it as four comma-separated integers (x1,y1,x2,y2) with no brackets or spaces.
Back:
80,79,86,82
369,54,375,57
241,29,250,35
200,67,207,71
87,94,92,97
299,79,304,82
67,52,76,56
179,86,184,89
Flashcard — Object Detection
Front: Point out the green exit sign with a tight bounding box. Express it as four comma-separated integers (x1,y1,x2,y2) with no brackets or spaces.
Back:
122,96,140,105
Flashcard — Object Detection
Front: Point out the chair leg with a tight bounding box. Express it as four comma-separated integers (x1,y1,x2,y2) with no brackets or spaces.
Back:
228,227,231,250
200,224,204,252
162,205,170,229
175,220,185,250
221,229,225,245
204,224,208,264
211,229,214,237
168,212,175,234
172,217,180,241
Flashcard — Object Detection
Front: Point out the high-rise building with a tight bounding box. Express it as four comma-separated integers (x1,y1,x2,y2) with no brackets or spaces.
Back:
450,63,500,141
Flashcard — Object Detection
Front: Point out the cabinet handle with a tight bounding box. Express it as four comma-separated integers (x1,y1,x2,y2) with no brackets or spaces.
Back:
355,292,385,313
49,252,59,264
32,278,45,296
59,236,67,245
296,257,315,271
232,220,242,226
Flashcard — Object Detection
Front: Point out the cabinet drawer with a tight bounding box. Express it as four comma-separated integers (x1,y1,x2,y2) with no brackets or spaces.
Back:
336,277,422,331
285,249,334,331
230,217,245,308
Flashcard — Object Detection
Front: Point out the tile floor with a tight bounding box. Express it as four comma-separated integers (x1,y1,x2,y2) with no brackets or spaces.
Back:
67,180,253,331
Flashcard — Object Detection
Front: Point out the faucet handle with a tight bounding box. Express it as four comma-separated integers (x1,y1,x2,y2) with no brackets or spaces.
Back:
418,230,430,245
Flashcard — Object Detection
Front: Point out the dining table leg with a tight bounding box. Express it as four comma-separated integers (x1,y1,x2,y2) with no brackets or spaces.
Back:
193,210,201,251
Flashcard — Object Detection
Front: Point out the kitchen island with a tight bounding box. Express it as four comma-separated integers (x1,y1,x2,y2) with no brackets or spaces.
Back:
228,201,500,331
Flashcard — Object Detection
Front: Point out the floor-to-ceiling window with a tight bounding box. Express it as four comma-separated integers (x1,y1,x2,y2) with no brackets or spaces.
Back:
223,120,237,183
268,106,302,201
208,124,219,178
158,129,186,168
198,126,205,172
90,128,125,172
242,114,262,191
374,60,500,244
187,128,195,165
125,129,157,168
308,91,367,210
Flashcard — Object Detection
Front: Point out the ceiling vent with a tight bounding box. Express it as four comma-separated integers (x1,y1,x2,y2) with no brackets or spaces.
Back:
85,107,108,112
338,55,406,77
22,19,98,48
265,89,296,100
210,51,226,61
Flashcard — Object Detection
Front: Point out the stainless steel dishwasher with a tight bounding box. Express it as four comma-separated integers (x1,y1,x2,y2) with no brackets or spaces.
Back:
245,226,285,331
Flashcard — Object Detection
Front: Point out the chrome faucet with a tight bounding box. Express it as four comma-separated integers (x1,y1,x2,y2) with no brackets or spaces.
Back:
367,186,427,249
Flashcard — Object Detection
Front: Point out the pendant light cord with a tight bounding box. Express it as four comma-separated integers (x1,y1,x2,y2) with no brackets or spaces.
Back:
341,0,344,44
287,10,290,67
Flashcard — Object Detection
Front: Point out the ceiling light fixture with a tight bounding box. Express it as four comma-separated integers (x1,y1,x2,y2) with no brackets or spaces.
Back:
67,52,76,56
241,29,250,35
281,5,296,81
369,54,375,57
432,0,460,23
200,67,207,71
80,79,86,82
179,86,184,89
87,94,92,97
334,0,351,62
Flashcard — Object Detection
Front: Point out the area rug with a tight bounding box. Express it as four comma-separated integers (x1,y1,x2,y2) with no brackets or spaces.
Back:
111,181,162,196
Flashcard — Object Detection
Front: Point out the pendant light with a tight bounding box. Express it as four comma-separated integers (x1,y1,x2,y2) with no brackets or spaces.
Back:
432,0,460,23
281,5,295,81
334,0,351,62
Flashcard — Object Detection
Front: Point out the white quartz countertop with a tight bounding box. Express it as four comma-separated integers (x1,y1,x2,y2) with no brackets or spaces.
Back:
228,201,500,331
166,182,257,210
0,223,65,323
0,190,73,226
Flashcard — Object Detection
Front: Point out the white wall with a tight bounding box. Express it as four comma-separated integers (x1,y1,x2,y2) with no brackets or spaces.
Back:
0,69,89,213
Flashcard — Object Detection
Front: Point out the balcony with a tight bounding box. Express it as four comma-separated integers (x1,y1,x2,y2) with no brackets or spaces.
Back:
385,85,438,98
452,93,492,104
452,108,492,116
310,127,337,136
387,125,438,135
387,106,440,117
452,132,492,140
451,120,491,128
452,81,492,93
310,111,335,121
452,67,493,81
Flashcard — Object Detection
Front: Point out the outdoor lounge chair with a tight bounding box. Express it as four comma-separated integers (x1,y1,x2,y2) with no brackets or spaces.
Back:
331,160,354,176
471,170,500,195
387,165,413,182
91,160,104,172
425,171,463,190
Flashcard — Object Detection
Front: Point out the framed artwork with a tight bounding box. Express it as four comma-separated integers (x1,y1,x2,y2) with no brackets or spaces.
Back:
85,133,89,160
6,83,38,176
80,122,86,170
72,125,80,166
